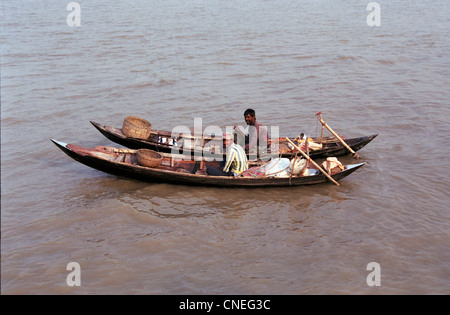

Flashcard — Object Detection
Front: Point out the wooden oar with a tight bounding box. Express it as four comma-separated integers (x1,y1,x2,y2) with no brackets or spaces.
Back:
316,114,360,159
285,137,340,186
113,148,137,154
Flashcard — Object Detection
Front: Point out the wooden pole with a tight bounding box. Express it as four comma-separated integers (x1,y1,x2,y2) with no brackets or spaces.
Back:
113,148,136,154
320,125,325,144
305,136,310,156
285,137,340,186
317,115,360,159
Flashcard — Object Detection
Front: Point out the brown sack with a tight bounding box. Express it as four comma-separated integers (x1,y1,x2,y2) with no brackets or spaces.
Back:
321,157,345,175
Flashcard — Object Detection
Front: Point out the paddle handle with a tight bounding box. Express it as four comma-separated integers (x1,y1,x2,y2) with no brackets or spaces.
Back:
285,137,340,186
113,148,136,154
317,116,360,159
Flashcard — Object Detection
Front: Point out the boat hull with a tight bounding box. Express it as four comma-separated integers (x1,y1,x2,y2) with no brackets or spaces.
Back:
90,121,377,159
51,139,365,188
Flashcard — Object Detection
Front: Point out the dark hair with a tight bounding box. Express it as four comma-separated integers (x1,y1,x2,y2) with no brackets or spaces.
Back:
244,108,255,116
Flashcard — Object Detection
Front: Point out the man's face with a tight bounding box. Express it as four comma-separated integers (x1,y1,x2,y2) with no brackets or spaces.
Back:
224,138,233,148
244,114,255,126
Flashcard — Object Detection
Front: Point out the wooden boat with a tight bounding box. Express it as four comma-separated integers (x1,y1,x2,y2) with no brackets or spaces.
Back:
90,121,377,159
51,139,365,188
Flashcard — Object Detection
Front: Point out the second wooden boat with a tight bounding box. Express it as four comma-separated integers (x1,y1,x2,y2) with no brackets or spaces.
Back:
90,121,377,159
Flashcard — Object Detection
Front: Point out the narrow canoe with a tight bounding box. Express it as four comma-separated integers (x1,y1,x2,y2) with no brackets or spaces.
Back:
51,139,365,188
90,121,377,159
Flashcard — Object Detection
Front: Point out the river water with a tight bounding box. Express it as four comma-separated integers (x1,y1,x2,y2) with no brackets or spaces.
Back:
1,0,449,295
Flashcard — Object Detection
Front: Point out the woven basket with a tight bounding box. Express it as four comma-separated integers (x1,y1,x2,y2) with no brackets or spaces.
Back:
136,149,162,168
122,116,152,139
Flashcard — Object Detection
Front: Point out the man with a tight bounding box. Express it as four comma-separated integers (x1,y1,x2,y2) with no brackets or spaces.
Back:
206,132,248,176
241,108,269,158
